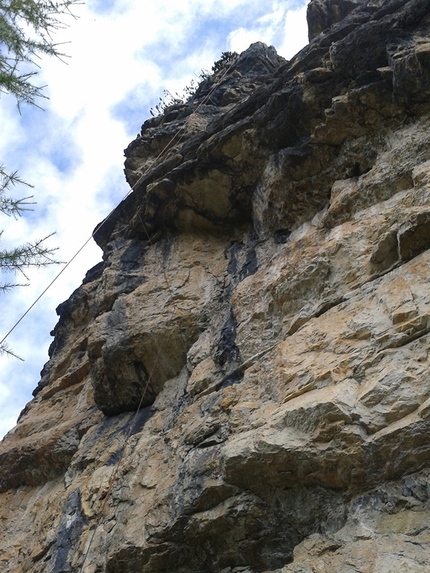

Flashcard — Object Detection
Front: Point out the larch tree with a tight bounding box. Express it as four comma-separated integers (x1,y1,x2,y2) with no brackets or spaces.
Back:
0,0,81,357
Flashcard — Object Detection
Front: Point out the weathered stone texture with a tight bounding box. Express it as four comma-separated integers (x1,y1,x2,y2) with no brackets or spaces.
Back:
2,1,430,571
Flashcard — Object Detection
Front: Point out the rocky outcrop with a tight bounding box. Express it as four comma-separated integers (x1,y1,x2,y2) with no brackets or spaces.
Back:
306,0,362,40
2,1,430,571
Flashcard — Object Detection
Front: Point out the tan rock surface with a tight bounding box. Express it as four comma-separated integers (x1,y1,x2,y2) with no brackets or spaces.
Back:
2,1,430,572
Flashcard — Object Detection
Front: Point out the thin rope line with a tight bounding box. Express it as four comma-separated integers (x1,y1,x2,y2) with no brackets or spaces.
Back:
77,218,179,573
1,56,238,351
0,235,93,349
0,127,181,349
2,55,240,570
78,336,166,572
76,58,240,571
129,56,237,193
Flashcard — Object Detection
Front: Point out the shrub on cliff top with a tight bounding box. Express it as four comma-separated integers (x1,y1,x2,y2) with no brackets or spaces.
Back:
150,50,238,116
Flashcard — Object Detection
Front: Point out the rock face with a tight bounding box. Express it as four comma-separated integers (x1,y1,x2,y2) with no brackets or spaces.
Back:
2,1,430,571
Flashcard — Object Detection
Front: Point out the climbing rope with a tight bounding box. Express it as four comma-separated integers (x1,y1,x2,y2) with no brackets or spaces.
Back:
0,55,237,353
54,57,238,573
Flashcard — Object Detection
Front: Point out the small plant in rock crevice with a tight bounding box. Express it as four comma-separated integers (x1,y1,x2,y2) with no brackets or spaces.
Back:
150,51,238,117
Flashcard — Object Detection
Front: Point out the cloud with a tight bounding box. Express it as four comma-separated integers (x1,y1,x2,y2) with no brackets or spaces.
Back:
227,1,308,58
278,3,309,58
0,0,309,439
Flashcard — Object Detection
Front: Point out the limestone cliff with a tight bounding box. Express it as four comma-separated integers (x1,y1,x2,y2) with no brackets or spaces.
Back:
2,1,430,571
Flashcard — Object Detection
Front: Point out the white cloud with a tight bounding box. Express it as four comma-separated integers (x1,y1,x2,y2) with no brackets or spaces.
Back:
227,1,308,58
278,3,309,58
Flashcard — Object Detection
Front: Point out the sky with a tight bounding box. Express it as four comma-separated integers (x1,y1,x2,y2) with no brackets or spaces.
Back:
0,0,309,439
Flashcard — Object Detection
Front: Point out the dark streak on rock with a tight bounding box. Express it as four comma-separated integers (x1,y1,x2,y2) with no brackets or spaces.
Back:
51,488,85,573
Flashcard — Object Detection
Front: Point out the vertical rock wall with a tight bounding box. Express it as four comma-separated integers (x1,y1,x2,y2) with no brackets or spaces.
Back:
2,1,430,571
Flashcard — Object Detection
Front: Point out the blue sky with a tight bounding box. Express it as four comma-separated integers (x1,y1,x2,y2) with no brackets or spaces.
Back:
0,0,309,439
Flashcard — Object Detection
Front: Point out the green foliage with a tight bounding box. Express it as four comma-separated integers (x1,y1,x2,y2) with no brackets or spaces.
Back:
150,51,238,117
0,0,81,109
211,51,238,75
0,167,58,280
150,88,186,117
0,233,57,280
0,166,58,358
0,0,80,357
0,167,34,216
